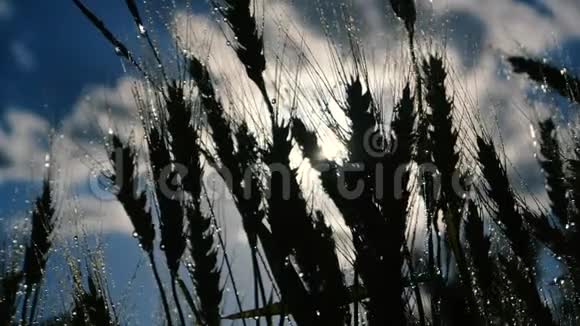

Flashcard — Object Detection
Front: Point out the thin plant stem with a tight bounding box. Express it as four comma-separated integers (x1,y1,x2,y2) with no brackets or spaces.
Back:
177,277,202,322
27,286,41,325
20,288,31,325
404,245,426,326
149,252,174,326
171,277,186,326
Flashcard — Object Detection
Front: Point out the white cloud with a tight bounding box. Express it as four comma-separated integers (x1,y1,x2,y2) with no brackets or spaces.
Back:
0,110,50,183
61,197,134,237
0,78,144,235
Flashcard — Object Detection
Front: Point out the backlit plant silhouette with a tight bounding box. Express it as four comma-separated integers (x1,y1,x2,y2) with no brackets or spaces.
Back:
2,0,580,325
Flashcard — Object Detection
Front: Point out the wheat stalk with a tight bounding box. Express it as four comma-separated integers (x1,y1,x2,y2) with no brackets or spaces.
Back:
509,56,580,105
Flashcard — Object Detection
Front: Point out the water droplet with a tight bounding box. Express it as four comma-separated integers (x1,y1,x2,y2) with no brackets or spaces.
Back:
529,124,536,139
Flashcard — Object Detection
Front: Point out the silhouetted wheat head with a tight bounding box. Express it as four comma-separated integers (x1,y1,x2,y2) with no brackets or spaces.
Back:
477,135,554,325
464,202,492,308
143,98,187,278
22,179,55,287
219,0,266,87
477,135,530,259
107,135,155,253
189,53,268,325
538,119,569,226
164,78,223,325
67,252,118,326
20,175,57,324
389,0,416,36
509,56,580,105
316,75,415,324
105,133,175,325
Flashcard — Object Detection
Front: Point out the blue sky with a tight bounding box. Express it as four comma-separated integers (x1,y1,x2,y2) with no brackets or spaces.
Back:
2,0,580,323
0,1,129,117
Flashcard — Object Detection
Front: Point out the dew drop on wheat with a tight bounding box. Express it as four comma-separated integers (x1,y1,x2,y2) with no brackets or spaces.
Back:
529,124,536,139
44,153,51,168
120,59,127,73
